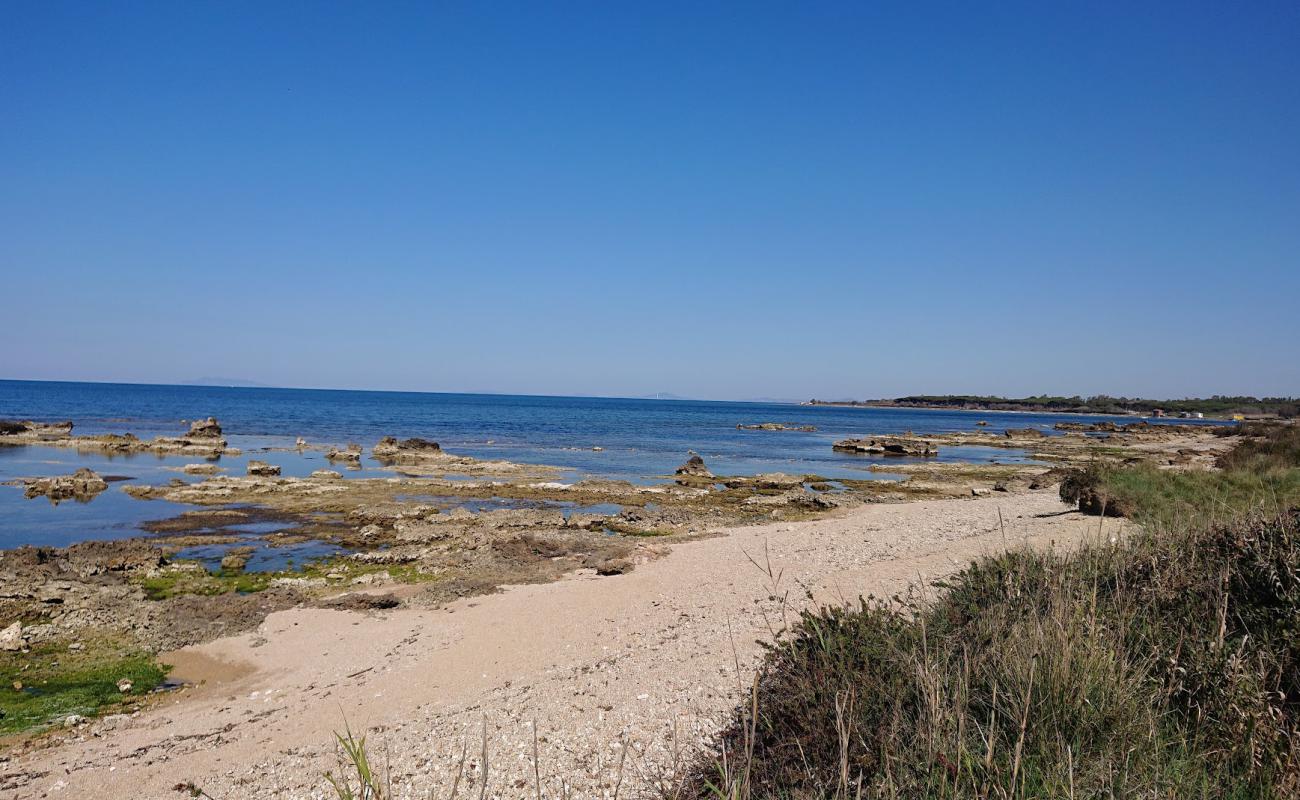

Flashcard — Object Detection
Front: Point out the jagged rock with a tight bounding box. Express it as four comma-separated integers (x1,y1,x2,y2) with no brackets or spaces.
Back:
246,460,281,477
674,455,713,478
833,437,937,457
23,468,109,502
372,436,443,462
0,621,22,651
311,469,342,480
186,417,223,438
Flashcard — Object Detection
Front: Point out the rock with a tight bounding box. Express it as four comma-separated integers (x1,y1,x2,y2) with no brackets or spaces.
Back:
326,445,363,463
0,621,23,651
592,446,604,451
993,482,1010,492
594,558,634,576
182,463,222,475
372,436,442,462
115,678,134,693
186,417,223,439
220,553,249,572
674,455,713,478
976,420,989,426
295,437,307,448
737,423,817,432
23,468,109,502
833,437,937,457
311,469,342,480
63,714,86,727
1004,427,1047,439
245,460,281,477
971,487,992,497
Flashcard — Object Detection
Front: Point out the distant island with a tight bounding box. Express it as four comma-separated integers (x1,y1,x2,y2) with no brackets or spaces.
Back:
805,395,1300,419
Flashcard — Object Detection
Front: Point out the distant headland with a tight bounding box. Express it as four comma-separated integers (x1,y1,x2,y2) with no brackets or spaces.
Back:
804,395,1300,419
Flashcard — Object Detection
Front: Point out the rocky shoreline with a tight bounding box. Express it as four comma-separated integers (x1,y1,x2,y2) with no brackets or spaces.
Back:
0,414,1233,746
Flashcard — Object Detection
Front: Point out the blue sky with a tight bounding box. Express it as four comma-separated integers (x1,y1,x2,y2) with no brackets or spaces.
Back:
3,1,1297,400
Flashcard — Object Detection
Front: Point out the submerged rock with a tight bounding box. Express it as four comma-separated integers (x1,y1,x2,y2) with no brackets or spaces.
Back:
23,468,109,502
832,437,937,457
736,423,817,432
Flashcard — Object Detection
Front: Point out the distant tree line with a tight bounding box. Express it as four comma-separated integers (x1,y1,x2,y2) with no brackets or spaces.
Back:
806,395,1300,418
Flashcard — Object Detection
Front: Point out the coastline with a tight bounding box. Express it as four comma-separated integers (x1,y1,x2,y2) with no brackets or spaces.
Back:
0,413,1234,797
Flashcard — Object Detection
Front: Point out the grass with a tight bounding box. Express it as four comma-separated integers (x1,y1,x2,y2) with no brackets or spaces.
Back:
673,424,1300,799
135,557,438,599
0,636,168,736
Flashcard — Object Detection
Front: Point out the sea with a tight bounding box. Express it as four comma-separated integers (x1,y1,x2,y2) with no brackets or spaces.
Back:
0,380,1219,559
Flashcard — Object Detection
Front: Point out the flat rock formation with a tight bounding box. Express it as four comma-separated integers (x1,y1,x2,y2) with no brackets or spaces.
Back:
736,423,817,432
833,436,938,457
19,468,109,502
0,418,232,457
372,436,443,462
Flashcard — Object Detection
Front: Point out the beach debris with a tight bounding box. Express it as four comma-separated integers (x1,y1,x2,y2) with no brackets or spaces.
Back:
246,460,281,477
22,468,109,502
674,455,713,478
832,437,938,457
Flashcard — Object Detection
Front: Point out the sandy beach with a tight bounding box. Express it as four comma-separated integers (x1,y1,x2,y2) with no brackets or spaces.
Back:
3,489,1120,799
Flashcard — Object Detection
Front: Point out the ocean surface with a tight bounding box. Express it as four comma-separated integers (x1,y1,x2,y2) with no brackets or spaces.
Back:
0,380,1218,557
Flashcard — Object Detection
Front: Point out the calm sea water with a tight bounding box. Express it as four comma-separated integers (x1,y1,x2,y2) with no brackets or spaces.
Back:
0,380,1217,553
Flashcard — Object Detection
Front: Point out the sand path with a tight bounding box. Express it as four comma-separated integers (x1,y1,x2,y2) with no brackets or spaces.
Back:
3,491,1120,799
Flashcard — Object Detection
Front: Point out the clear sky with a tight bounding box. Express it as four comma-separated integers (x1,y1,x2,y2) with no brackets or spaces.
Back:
3,2,1297,400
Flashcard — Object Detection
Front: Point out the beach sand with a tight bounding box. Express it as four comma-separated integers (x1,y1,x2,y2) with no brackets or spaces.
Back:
3,490,1121,799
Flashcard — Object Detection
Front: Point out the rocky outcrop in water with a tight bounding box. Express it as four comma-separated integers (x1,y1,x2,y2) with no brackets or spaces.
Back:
326,444,363,463
675,455,713,478
246,460,281,477
186,417,223,438
1003,428,1048,439
832,437,937,457
22,468,109,502
0,420,74,439
373,436,443,462
736,423,817,432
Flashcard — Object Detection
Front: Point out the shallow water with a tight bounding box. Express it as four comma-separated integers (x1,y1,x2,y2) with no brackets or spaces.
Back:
0,380,1220,556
